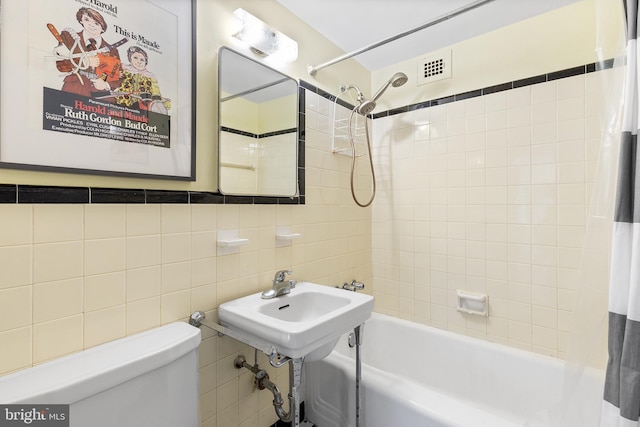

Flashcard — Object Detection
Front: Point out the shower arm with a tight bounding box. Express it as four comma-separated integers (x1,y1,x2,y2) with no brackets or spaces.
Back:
307,0,495,76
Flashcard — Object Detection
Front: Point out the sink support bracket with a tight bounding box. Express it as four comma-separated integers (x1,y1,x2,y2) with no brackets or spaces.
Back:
190,310,274,357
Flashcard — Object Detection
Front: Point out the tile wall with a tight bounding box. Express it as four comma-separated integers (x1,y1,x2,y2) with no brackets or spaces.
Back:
370,68,610,358
0,64,613,425
0,88,371,426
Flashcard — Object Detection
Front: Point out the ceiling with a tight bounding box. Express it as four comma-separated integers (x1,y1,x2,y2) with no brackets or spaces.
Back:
275,0,582,72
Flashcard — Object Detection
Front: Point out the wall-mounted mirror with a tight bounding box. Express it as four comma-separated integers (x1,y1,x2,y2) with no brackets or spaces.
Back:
218,47,298,197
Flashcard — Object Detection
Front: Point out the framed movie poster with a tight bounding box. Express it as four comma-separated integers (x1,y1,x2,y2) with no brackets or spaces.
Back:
0,0,196,180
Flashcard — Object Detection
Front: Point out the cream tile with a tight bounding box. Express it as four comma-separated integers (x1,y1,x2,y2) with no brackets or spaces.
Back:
558,118,585,141
84,238,126,276
507,259,532,287
558,140,585,163
199,335,217,369
558,205,586,227
532,205,557,225
33,314,83,364
162,204,191,234
531,164,557,185
531,101,557,125
531,81,557,104
486,129,507,149
0,286,31,332
126,235,161,268
33,241,82,283
531,184,557,205
217,205,240,230
192,205,217,232
533,325,558,350
217,403,239,427
531,305,558,330
84,306,125,348
0,205,32,246
532,285,558,308
217,378,239,412
161,290,191,324
126,297,161,334
508,320,532,344
162,261,191,294
192,231,217,260
191,283,217,313
0,326,32,375
33,205,83,243
126,205,161,236
532,265,558,287
0,246,32,289
126,266,161,302
85,204,126,239
558,162,585,183
558,226,586,248
557,75,585,100
531,122,557,145
532,245,557,266
531,225,557,246
162,233,191,264
84,272,126,312
192,257,217,287
33,278,83,323
200,361,218,395
200,390,217,426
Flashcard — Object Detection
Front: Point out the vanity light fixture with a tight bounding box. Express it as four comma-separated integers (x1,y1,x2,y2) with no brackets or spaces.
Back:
231,8,298,63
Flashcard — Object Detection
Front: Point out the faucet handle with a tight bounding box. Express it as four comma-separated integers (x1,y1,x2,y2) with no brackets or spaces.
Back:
342,280,365,291
273,269,293,283
350,280,364,290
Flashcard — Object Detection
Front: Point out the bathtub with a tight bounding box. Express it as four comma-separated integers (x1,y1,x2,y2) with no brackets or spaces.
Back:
303,313,604,427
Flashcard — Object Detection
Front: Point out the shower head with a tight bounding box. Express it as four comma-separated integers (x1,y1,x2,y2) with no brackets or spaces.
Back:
355,72,408,115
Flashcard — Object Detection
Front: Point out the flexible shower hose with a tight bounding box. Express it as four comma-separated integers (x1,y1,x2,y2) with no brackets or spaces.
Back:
348,107,376,208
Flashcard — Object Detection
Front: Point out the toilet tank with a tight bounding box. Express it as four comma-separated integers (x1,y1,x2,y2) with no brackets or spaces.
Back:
0,322,201,427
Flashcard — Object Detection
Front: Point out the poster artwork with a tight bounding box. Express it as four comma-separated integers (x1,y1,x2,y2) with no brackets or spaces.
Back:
42,1,172,148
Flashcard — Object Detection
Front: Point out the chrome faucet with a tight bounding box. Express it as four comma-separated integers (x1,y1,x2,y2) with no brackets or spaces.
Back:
261,270,296,299
342,280,365,292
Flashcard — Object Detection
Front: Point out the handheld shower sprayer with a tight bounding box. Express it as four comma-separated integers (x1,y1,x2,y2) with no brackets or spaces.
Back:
338,72,409,207
356,72,408,115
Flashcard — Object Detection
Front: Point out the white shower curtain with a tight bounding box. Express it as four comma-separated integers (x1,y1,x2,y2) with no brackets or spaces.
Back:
602,1,640,425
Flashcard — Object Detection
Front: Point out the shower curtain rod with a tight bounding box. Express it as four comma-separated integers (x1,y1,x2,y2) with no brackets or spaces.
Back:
306,0,496,76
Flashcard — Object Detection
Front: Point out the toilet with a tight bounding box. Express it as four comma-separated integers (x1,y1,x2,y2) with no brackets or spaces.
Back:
0,322,201,427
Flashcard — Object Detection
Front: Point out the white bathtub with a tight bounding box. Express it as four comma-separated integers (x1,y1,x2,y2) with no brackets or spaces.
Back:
304,313,604,427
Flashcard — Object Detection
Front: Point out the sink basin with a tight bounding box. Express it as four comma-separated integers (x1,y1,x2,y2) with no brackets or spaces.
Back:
218,282,374,360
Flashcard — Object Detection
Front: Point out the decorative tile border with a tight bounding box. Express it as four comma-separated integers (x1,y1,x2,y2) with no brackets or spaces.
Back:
221,126,297,139
0,185,304,205
301,58,616,119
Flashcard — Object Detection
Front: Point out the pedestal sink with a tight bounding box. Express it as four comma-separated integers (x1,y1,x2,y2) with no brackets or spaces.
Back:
218,281,374,360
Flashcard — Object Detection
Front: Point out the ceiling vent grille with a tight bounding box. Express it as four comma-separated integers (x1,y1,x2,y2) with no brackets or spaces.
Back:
417,49,452,85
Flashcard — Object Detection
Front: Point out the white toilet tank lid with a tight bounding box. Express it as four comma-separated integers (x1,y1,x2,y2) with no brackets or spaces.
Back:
0,322,201,404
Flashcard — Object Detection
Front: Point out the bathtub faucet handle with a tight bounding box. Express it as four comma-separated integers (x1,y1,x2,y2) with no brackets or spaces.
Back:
342,280,365,292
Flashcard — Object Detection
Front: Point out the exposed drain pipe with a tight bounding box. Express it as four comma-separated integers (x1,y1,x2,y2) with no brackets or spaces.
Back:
234,355,293,423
